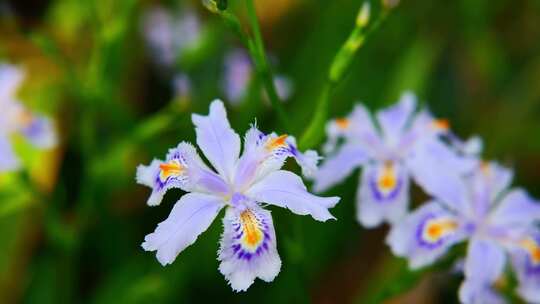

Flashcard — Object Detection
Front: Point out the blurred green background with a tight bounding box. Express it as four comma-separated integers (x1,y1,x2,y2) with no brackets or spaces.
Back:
1,0,540,303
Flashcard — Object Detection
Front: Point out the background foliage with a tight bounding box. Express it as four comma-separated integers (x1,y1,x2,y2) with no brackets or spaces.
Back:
1,0,540,303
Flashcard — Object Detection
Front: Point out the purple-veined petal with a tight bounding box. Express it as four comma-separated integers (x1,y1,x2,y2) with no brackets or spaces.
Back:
141,192,224,266
313,142,367,192
386,201,466,269
510,232,540,303
376,92,416,145
136,142,229,206
459,238,506,304
245,170,338,222
0,135,20,172
234,127,319,189
192,100,241,182
20,115,57,148
357,161,409,227
218,205,281,292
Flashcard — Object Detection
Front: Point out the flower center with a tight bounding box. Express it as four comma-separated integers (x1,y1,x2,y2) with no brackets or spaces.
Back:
378,161,397,191
521,239,540,265
265,134,288,151
421,218,458,244
240,210,264,249
431,119,449,131
159,160,184,180
335,118,349,130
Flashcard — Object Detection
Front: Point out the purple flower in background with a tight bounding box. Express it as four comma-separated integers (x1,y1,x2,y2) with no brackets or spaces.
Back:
172,73,192,103
387,162,540,303
0,64,57,172
142,6,201,67
223,49,294,104
222,49,252,104
313,92,475,228
136,100,337,291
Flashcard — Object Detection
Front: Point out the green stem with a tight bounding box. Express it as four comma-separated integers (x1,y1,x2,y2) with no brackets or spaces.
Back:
299,6,391,149
217,4,289,130
244,0,290,131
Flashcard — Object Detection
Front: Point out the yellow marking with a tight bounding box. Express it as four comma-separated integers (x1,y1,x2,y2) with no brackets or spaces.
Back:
378,161,397,191
521,239,540,264
335,118,349,130
159,160,183,180
423,218,457,242
432,119,450,130
240,210,263,249
17,110,34,127
265,134,288,151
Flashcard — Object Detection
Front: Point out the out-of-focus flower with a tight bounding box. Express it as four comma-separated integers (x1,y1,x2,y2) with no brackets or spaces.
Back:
142,6,201,67
387,162,540,304
313,92,476,228
223,49,294,104
272,74,293,102
137,100,338,291
172,73,192,104
0,64,57,172
222,49,252,104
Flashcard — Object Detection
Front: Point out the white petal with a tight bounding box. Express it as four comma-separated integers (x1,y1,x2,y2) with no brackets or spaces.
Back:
313,142,367,192
459,238,506,304
218,206,281,292
376,92,417,143
192,99,241,182
142,192,223,265
136,142,228,206
357,161,409,228
386,201,466,270
246,170,338,222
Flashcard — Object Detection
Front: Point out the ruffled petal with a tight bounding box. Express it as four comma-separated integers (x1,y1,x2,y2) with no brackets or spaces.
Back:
234,126,320,189
459,238,506,304
246,170,338,222
376,92,416,145
218,205,281,292
142,192,224,266
136,142,229,206
313,142,367,192
0,135,20,172
192,99,241,182
386,201,466,269
357,161,410,227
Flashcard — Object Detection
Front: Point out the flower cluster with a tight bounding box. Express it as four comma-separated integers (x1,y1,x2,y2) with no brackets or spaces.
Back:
137,92,538,300
0,63,57,172
137,100,336,291
312,92,540,303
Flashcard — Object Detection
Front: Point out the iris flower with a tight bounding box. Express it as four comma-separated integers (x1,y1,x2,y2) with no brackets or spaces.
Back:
143,6,201,67
313,92,475,228
137,100,338,291
223,49,293,104
387,162,540,303
0,64,56,172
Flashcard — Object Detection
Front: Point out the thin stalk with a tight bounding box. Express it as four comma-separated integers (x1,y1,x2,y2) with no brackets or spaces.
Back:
299,5,391,149
244,0,290,131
